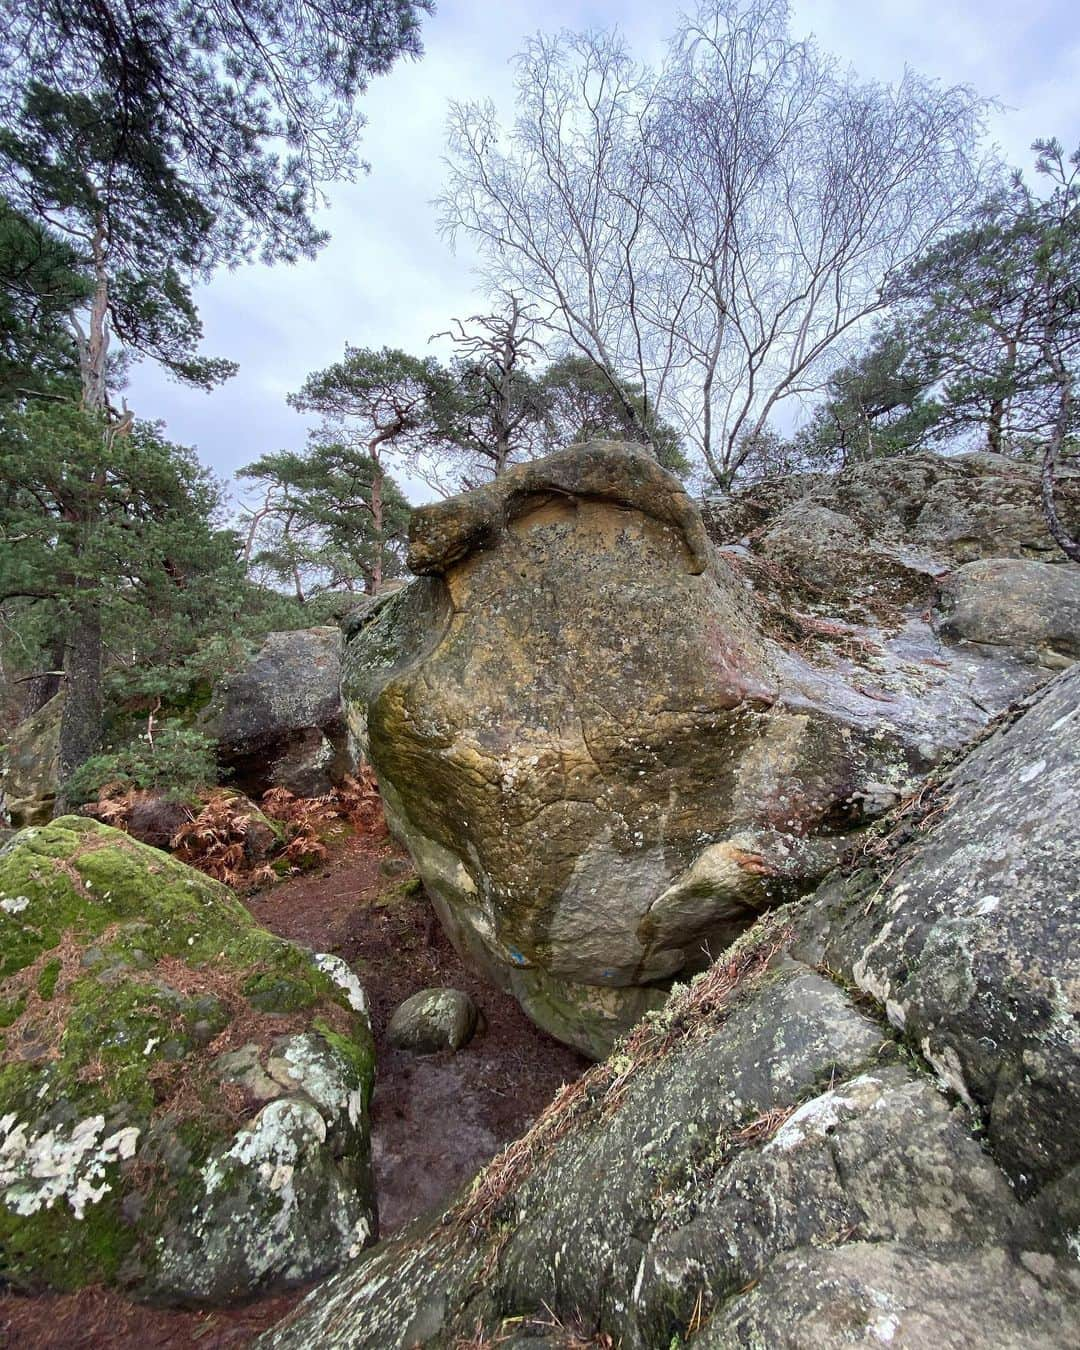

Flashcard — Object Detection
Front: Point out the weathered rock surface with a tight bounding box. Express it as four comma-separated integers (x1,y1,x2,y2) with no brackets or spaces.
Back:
795,665,1080,1199
345,443,1075,1055
386,987,478,1055
728,450,1079,562
698,1244,1080,1349
0,694,63,827
934,556,1079,666
262,665,1080,1349
0,818,376,1303
201,627,353,798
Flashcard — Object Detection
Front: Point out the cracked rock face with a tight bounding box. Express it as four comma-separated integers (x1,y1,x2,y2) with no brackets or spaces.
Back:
344,444,1075,1056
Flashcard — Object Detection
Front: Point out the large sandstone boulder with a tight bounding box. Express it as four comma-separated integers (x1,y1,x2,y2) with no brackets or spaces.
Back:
346,445,877,1055
344,444,1072,1056
0,817,376,1303
261,666,1080,1349
200,627,354,797
0,694,63,827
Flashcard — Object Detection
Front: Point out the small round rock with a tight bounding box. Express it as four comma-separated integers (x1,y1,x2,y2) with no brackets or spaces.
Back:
386,987,479,1055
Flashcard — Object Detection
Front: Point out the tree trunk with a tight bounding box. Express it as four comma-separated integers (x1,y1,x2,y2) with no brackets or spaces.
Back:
71,223,110,413
292,565,306,605
988,338,1018,456
371,459,385,593
55,220,111,800
55,598,103,811
1040,359,1080,564
987,398,1004,454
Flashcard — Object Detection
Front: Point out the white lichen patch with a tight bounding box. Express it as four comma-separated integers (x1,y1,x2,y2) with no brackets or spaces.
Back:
0,895,30,914
870,1312,900,1343
765,1075,882,1153
884,998,907,1030
314,953,368,1017
347,1214,372,1259
273,1034,365,1130
920,1037,975,1108
0,1112,139,1219
157,1094,373,1300
202,1099,325,1212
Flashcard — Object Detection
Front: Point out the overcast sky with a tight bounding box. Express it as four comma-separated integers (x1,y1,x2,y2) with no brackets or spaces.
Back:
127,0,1080,507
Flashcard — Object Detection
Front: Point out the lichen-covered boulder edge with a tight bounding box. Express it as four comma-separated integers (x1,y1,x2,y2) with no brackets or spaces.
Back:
344,442,1075,1055
0,693,63,828
0,818,376,1303
200,626,354,798
261,665,1080,1350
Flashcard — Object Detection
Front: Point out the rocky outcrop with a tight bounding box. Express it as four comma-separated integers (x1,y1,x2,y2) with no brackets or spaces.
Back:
261,665,1080,1349
200,627,353,798
710,449,1080,595
0,694,63,827
344,443,1075,1055
0,817,376,1303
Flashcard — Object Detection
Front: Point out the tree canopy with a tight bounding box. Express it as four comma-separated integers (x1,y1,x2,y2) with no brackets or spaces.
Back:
0,401,243,780
441,0,989,486
893,138,1080,459
0,0,433,788
239,442,412,598
1,0,433,266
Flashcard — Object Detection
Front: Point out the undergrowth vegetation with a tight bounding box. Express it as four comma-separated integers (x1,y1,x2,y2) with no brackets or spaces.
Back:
81,768,388,890
65,725,220,805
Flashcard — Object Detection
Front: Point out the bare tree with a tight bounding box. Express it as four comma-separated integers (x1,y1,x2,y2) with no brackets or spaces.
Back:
440,0,990,486
431,294,549,483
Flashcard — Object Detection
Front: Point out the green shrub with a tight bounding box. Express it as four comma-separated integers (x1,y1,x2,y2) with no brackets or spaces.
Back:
66,724,221,804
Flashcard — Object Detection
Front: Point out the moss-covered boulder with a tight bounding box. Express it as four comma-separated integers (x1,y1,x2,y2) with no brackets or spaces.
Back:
0,817,376,1304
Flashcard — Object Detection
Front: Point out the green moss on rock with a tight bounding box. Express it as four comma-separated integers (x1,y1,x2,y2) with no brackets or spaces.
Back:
0,818,377,1304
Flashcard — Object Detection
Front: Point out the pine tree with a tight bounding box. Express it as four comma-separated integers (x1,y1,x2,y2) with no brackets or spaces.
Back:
239,443,412,598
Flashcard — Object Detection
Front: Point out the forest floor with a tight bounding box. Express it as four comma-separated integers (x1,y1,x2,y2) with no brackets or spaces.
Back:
0,824,587,1348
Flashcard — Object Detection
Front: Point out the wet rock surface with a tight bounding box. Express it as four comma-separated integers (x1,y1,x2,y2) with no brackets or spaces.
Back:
0,818,376,1303
262,665,1080,1350
344,443,1076,1055
201,627,353,798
